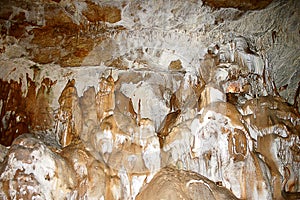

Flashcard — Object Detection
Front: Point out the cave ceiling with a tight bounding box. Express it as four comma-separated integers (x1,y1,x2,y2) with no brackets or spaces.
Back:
0,0,298,104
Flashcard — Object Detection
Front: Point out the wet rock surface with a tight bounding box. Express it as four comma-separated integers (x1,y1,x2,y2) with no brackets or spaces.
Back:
0,0,300,199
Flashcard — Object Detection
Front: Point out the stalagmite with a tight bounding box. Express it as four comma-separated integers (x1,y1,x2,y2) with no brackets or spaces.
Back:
96,73,116,123
56,79,82,147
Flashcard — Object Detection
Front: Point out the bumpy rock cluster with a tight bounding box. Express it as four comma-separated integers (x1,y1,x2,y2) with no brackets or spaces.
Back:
0,0,299,199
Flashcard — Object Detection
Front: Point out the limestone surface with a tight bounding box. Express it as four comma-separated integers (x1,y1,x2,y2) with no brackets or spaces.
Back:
0,0,299,199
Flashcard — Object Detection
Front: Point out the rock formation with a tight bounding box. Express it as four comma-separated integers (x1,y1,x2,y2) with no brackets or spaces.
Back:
0,0,299,199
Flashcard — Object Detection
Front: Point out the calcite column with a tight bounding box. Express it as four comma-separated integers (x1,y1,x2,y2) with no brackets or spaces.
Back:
55,79,82,147
96,74,115,123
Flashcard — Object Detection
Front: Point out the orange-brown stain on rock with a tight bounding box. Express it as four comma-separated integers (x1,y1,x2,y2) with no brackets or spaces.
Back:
169,93,180,112
0,79,28,146
24,74,56,131
1,1,117,66
290,142,300,162
0,75,56,146
106,57,129,70
32,48,61,64
82,1,121,23
1,180,10,199
62,36,98,67
31,77,56,130
74,48,90,58
8,11,28,39
56,79,82,147
0,4,13,20
32,27,65,48
30,4,80,65
157,109,181,148
44,4,75,27
202,0,273,10
168,59,182,71
96,74,115,123
228,128,247,161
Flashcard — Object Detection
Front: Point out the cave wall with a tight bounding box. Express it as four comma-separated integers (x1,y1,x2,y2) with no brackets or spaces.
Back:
0,0,300,199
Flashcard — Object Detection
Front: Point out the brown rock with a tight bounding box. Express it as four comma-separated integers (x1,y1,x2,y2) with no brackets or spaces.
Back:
59,36,95,67
44,4,74,27
29,77,56,130
0,4,13,20
0,73,57,147
136,167,238,200
228,128,247,161
202,0,273,10
96,74,115,123
12,11,26,21
31,27,64,47
0,79,28,146
60,54,83,67
157,109,181,148
31,47,61,64
8,22,29,39
83,1,121,23
28,3,82,65
169,92,180,112
0,20,8,36
56,79,82,147
106,57,129,70
168,59,182,71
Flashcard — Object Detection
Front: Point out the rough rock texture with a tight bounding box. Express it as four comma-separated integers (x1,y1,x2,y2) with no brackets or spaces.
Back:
1,0,298,105
0,75,56,146
0,0,300,199
136,167,239,200
0,134,78,199
202,0,274,10
0,0,122,67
